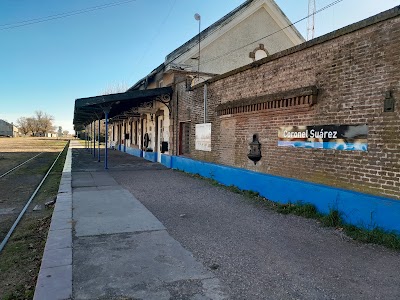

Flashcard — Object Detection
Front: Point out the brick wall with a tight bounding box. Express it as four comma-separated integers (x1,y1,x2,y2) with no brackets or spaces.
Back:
174,7,400,200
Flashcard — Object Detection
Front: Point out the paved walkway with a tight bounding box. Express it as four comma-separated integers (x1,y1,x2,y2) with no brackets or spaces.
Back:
35,140,400,300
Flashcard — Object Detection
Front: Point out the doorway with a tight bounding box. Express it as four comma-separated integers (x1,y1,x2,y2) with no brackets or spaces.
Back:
155,116,164,163
179,122,190,155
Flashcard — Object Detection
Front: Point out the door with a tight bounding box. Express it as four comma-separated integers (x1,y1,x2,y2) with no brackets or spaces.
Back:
179,122,190,155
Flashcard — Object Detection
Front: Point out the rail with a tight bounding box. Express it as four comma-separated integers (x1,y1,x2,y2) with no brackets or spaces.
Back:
0,143,68,253
0,152,43,179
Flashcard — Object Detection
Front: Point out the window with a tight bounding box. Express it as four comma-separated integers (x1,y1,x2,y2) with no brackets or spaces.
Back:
249,44,269,61
255,49,268,60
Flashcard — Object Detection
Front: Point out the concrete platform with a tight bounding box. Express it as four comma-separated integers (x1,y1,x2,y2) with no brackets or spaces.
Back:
69,141,227,299
73,187,166,237
73,231,224,300
34,147,73,300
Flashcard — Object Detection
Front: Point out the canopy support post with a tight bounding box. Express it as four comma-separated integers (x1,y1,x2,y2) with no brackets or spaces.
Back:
98,118,101,162
90,123,93,155
87,125,89,152
93,121,96,158
103,107,111,170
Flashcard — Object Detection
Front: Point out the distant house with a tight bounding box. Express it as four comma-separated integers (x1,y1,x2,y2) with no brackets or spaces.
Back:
0,119,19,137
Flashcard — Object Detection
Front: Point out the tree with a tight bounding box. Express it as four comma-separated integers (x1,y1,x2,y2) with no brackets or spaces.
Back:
26,117,37,136
93,82,129,141
16,117,30,135
15,112,55,136
101,82,129,95
34,110,54,135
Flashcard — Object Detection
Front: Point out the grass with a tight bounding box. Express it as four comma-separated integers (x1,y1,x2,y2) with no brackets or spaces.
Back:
0,137,69,175
320,209,342,227
276,202,321,219
344,226,400,249
0,153,39,175
0,137,68,153
0,141,69,299
12,154,58,176
189,173,400,251
0,216,51,300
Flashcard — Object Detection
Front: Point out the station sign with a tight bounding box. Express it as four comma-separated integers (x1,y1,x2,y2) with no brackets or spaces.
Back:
278,124,368,151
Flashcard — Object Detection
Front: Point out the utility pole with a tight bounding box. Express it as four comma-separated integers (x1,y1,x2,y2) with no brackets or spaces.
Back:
194,13,201,79
307,0,316,41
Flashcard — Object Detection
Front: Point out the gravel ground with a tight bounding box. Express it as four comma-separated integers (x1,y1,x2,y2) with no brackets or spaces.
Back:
110,166,400,300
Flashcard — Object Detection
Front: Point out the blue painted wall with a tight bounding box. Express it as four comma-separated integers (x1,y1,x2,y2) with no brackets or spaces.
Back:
126,147,143,158
162,155,400,233
161,154,172,168
122,147,155,161
143,151,157,162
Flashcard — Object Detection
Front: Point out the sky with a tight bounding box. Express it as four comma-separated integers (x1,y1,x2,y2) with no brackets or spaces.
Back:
1,0,399,133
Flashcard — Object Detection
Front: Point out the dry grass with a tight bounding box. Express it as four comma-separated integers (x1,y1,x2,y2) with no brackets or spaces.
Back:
0,137,68,176
0,137,68,153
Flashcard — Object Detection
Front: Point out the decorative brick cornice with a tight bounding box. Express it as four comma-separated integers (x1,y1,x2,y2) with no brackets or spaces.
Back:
216,86,318,116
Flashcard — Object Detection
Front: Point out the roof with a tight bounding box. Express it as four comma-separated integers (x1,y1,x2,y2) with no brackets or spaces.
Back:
127,63,165,92
73,87,172,130
128,0,304,91
0,119,13,126
127,1,257,92
166,0,304,65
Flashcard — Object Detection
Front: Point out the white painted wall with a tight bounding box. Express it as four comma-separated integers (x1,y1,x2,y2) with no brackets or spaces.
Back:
182,7,300,75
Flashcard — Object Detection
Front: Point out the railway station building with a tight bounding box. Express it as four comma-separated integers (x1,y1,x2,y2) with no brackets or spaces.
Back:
74,3,400,232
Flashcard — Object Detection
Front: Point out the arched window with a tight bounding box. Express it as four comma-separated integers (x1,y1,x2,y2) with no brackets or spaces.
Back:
255,49,268,60
249,44,269,61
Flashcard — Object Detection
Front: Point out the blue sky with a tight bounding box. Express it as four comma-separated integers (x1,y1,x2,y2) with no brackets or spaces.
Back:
0,0,399,133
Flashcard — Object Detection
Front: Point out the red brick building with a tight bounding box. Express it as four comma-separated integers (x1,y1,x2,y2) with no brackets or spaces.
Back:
174,6,400,201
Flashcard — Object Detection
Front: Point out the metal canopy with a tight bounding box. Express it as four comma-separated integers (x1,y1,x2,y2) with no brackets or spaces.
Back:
73,87,173,130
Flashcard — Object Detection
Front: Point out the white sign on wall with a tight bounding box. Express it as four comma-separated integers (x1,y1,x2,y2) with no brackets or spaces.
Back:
195,123,212,151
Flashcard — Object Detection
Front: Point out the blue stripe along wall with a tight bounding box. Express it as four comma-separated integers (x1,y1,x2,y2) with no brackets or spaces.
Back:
143,151,157,162
161,154,400,234
124,146,157,162
125,146,142,158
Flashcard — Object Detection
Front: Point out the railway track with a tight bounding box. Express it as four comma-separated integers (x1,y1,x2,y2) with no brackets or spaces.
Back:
0,152,43,179
0,144,67,253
